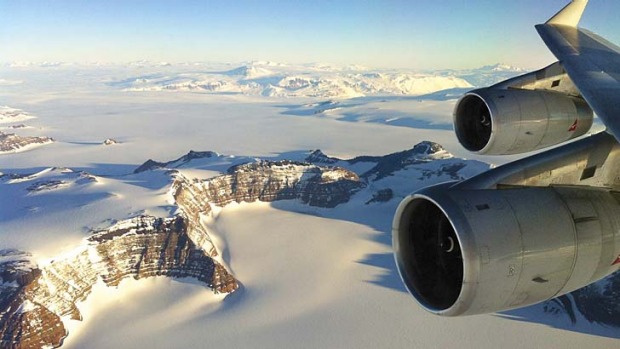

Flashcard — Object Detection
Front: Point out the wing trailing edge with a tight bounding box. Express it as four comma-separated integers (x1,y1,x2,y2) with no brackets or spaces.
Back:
546,0,589,27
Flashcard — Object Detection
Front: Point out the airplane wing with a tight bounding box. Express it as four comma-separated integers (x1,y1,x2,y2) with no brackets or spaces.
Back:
393,0,620,317
537,0,620,141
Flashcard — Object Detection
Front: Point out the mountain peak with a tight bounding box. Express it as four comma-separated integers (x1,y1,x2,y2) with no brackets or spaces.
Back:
478,63,526,72
133,150,219,173
223,65,273,79
305,150,340,164
410,141,446,156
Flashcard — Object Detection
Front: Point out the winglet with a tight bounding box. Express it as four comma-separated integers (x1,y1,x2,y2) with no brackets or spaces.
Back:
546,0,589,27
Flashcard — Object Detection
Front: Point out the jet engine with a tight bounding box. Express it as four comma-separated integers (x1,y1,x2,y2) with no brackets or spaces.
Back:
394,0,620,319
393,182,620,316
454,88,593,155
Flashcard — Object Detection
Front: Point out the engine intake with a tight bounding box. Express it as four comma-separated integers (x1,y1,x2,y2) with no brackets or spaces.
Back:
395,198,463,311
454,88,593,155
393,183,620,316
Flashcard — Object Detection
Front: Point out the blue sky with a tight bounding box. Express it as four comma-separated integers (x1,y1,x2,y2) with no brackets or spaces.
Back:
2,0,619,69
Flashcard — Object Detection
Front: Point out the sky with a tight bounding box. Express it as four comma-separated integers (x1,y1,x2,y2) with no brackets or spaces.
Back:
2,0,620,70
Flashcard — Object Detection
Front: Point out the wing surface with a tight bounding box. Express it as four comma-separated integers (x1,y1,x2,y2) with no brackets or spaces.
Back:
537,2,620,141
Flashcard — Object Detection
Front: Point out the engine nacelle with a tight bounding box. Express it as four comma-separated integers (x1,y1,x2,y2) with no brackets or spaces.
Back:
454,88,593,155
393,183,620,316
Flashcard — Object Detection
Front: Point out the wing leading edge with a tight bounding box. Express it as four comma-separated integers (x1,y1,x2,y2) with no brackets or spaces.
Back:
537,0,620,142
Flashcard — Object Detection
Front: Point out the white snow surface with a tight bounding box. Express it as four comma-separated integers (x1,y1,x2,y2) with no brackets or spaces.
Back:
0,63,617,348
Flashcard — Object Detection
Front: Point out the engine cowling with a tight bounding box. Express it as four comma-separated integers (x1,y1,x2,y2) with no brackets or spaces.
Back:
454,88,593,155
393,182,620,316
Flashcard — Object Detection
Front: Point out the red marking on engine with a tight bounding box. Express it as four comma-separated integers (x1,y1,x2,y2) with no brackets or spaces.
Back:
613,255,620,266
568,119,578,132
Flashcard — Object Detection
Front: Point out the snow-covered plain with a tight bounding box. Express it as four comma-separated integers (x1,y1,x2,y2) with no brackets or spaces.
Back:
1,62,617,348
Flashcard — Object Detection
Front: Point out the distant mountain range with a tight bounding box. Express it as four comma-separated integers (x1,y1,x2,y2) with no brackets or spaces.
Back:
3,61,527,98
114,62,476,98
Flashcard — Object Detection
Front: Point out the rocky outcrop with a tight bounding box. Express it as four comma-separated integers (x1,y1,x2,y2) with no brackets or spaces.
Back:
0,250,61,349
102,138,119,145
133,159,166,173
0,106,34,124
304,141,458,181
1,157,364,348
173,160,363,213
305,150,339,165
0,216,237,349
0,132,53,154
365,188,394,205
173,160,364,255
26,180,70,193
88,216,236,293
353,141,453,181
133,159,167,174
6,125,27,130
2,168,97,194
134,150,218,173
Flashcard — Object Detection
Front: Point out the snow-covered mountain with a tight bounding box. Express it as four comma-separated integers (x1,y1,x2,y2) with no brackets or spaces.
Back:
0,106,35,124
0,142,487,348
221,65,274,79
0,107,53,154
3,60,531,98
112,61,473,98
440,63,528,87
0,132,53,154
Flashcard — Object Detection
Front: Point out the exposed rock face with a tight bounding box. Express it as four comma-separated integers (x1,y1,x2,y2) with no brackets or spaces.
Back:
0,106,34,124
365,188,394,205
305,150,340,164
0,216,237,349
2,168,97,196
133,159,167,174
305,141,457,181
2,157,364,348
134,150,219,173
173,160,364,256
88,216,237,293
0,132,53,154
353,141,452,181
26,180,69,193
173,160,363,212
6,125,27,129
102,138,119,145
0,250,65,349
